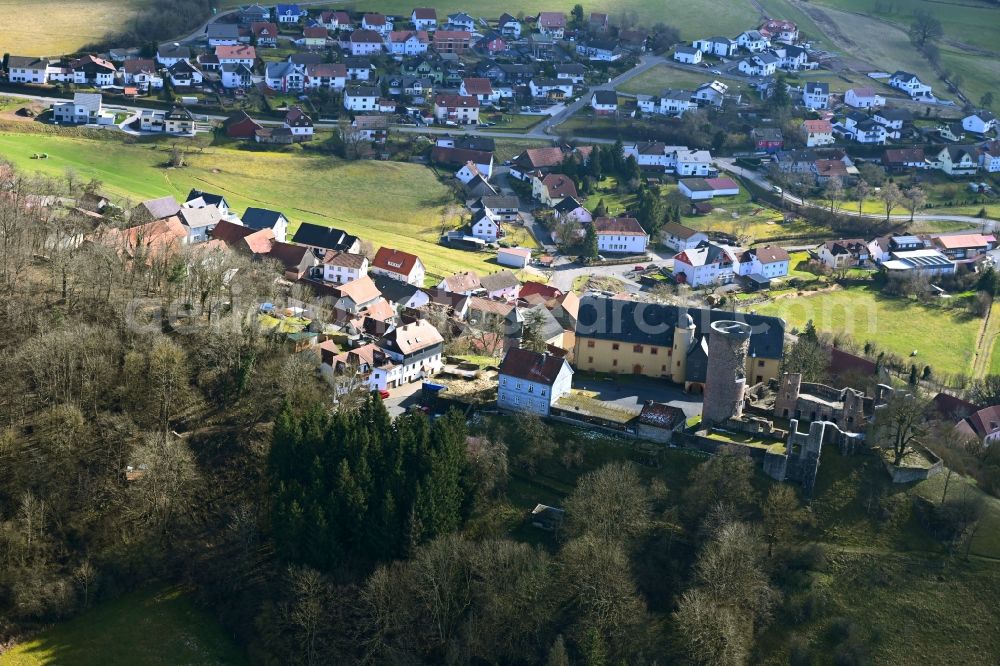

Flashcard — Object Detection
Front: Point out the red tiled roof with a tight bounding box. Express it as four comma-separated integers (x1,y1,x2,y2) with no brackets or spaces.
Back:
462,77,493,95
373,247,420,275
519,281,564,301
541,174,578,199
435,94,480,108
593,216,646,236
215,45,256,59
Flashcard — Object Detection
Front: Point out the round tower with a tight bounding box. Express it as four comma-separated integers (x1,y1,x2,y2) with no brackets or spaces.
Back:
702,320,753,425
671,312,697,383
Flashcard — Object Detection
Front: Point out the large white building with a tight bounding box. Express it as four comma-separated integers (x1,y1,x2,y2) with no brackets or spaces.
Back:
497,348,574,417
593,217,649,254
672,241,738,287
378,320,444,385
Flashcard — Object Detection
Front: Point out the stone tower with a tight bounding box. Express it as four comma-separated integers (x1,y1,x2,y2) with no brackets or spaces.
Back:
671,311,697,384
702,320,752,425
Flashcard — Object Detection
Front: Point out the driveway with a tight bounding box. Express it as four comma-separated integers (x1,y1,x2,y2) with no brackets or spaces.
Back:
573,373,702,418
382,380,425,418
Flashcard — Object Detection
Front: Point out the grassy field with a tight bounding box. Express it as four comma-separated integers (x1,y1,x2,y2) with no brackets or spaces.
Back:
0,127,499,278
0,0,147,56
810,0,1000,53
0,586,245,665
616,65,739,97
750,283,983,374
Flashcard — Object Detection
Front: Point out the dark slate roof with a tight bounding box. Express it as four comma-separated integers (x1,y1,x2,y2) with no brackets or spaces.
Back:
592,90,618,105
575,296,785,360
291,222,359,251
371,273,421,305
242,207,287,231
186,189,228,208
499,347,568,385
686,336,709,383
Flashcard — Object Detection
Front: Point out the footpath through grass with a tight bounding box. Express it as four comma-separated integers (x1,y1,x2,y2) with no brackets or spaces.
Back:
0,586,246,666
0,129,498,278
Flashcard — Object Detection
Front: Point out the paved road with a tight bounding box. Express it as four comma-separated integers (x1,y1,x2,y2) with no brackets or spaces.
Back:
714,157,999,229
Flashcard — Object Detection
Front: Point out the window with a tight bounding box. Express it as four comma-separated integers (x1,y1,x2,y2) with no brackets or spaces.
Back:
501,378,506,385
650,347,658,355
587,340,595,348
633,345,643,353
612,359,618,367
612,343,619,350
662,365,667,371
588,356,593,363
758,360,765,367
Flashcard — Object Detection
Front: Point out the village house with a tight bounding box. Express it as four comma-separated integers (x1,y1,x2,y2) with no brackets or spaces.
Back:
529,78,574,100
251,21,279,47
432,146,494,178
275,3,306,23
693,36,737,57
639,89,697,117
841,112,887,144
553,63,586,85
445,11,475,31
872,107,913,140
177,205,223,242
470,208,504,242
979,141,1000,172
498,13,521,38
497,348,573,416
844,86,885,109
934,145,979,176
460,77,499,104
753,127,784,153
931,233,994,261
351,115,388,143
759,19,799,43
954,405,1000,446
889,71,932,99
434,94,480,125
411,8,438,31
673,46,703,65
963,111,997,136
349,29,385,55
304,63,346,90
317,10,351,31
576,37,623,62
882,147,927,171
692,80,728,107
215,44,255,67
532,173,579,207
802,82,830,110
477,195,520,222
673,241,738,287
167,59,203,87
593,217,649,254
265,61,304,92
388,30,430,56
438,271,482,295
318,251,369,285
818,238,870,269
480,270,521,300
283,106,314,141
52,93,112,125
371,247,425,285
205,21,240,46
802,119,835,147
237,4,269,25
661,222,710,252
291,222,360,257
361,12,392,35
7,56,49,83
674,148,714,176
156,45,190,67
591,90,618,116
242,207,289,242
221,63,253,89
881,249,955,276
67,55,118,86
537,11,566,38
298,26,329,49
736,245,791,282
737,29,770,52
738,53,778,77
344,85,379,111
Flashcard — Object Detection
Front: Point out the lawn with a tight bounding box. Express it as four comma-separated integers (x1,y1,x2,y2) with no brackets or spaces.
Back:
0,586,246,666
617,65,749,97
810,0,1000,54
0,128,499,278
750,284,983,375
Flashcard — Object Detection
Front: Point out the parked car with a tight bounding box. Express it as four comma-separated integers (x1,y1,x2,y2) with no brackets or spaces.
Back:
379,389,390,399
